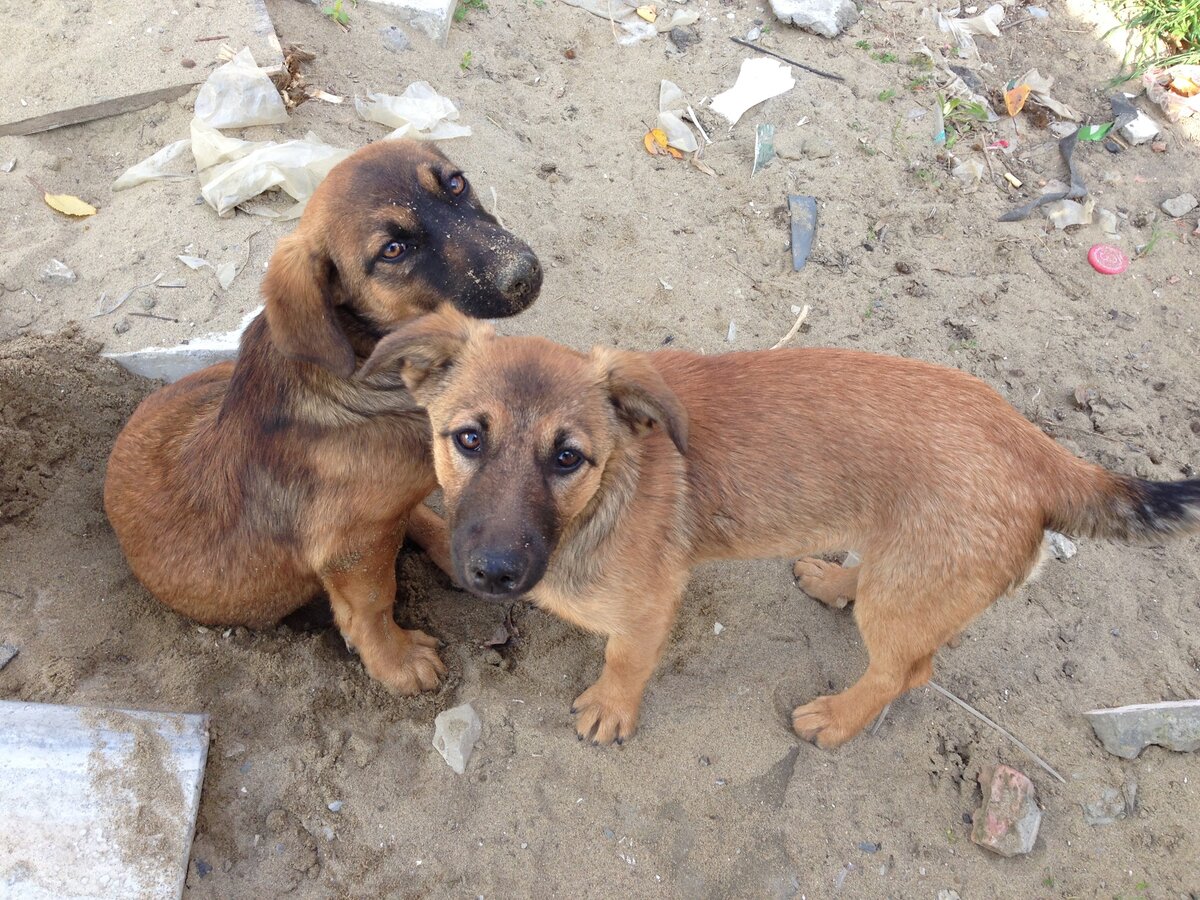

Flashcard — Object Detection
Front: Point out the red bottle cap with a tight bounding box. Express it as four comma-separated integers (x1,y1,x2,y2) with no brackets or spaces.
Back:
1088,244,1128,275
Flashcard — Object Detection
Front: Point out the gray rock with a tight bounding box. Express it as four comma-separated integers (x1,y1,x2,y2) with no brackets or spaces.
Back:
1162,193,1198,218
669,26,700,51
432,702,482,774
1046,530,1077,561
970,764,1041,857
380,24,412,52
326,800,343,813
0,645,17,671
769,0,859,38
1082,787,1127,825
1084,699,1200,759
938,892,962,900
40,259,76,284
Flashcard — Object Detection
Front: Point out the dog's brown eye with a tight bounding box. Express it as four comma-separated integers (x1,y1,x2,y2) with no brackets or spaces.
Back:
455,429,482,453
447,174,466,196
554,449,583,472
381,241,406,260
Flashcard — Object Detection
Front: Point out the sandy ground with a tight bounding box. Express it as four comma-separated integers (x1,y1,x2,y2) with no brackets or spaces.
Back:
2,0,1199,896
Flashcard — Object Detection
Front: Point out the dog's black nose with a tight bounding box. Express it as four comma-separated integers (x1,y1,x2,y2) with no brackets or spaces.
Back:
467,549,526,597
496,250,543,309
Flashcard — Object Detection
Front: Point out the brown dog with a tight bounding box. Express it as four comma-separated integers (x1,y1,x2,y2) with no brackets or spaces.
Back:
357,307,1199,746
104,141,541,694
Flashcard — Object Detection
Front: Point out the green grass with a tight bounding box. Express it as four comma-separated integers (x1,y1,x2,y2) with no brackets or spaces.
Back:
454,0,488,22
1105,0,1200,80
322,0,350,26
878,88,898,101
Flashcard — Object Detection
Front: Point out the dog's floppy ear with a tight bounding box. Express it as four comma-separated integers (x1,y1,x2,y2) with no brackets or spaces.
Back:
594,348,688,455
356,306,488,401
264,233,355,378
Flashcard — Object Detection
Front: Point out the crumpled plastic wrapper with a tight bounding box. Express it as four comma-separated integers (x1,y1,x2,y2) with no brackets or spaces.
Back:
112,139,194,191
930,4,1004,57
1143,65,1200,122
1016,68,1080,121
194,123,352,219
657,81,699,153
195,47,289,129
710,59,796,126
355,83,472,140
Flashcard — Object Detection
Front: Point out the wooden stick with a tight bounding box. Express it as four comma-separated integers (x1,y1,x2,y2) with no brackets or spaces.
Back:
770,304,810,350
928,681,1066,783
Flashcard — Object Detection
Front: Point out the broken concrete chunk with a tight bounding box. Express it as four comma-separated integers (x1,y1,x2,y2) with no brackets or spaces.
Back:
366,0,458,45
380,24,412,52
432,702,481,774
1161,193,1198,218
1120,111,1161,145
40,259,77,284
0,645,17,672
970,764,1042,857
1084,699,1200,759
1046,531,1077,561
103,306,261,383
769,0,860,37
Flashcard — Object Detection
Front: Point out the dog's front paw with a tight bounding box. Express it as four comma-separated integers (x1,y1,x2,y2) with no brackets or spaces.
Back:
792,558,855,609
571,682,641,746
792,696,855,749
374,629,447,695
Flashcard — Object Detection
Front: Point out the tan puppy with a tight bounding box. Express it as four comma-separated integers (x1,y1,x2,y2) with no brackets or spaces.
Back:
358,308,1199,747
104,141,542,695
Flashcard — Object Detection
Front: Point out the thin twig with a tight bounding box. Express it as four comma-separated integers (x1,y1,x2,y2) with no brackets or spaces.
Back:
729,38,846,83
770,304,811,350
928,680,1066,783
129,312,180,322
194,34,229,42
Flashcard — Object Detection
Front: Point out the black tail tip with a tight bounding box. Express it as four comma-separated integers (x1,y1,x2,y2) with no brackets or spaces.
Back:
1131,478,1200,534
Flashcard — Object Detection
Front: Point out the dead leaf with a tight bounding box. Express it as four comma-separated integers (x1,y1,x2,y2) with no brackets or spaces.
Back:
643,128,669,156
1005,84,1031,117
44,193,97,217
636,4,657,22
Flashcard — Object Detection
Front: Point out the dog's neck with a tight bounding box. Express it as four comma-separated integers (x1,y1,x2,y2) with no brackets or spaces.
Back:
219,313,420,428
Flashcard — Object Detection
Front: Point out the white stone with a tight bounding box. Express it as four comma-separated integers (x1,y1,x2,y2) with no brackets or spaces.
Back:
432,702,481,774
40,259,76,284
769,0,859,38
1046,531,1077,561
366,0,458,45
1119,111,1160,145
1162,192,1198,218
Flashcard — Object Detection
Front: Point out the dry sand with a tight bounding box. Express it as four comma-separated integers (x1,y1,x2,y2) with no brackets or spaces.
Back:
1,0,1198,896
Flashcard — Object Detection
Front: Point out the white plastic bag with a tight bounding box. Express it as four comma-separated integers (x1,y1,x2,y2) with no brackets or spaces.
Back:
194,47,289,129
355,83,472,140
112,140,193,191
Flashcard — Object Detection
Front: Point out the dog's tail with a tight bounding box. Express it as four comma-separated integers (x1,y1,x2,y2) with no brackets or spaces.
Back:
1046,455,1200,542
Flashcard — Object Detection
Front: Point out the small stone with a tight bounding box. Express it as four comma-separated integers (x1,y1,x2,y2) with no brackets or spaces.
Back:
970,764,1042,857
1081,787,1126,825
858,841,880,854
1084,699,1200,759
327,800,343,813
1,158,15,173
181,57,196,68
380,24,412,53
698,755,711,766
895,261,913,275
938,891,961,900
1150,141,1167,153
40,259,77,284
432,702,482,774
801,137,834,160
713,622,725,635
668,26,700,51
114,319,131,335
1162,193,1198,218
769,0,859,37
1046,531,1077,561
0,644,18,671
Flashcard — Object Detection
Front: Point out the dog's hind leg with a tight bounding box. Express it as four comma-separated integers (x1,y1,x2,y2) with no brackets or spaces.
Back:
323,537,447,694
793,567,995,749
793,557,859,609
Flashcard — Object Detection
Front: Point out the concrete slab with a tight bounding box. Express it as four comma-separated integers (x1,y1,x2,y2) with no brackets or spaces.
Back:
0,700,210,898
0,0,282,136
